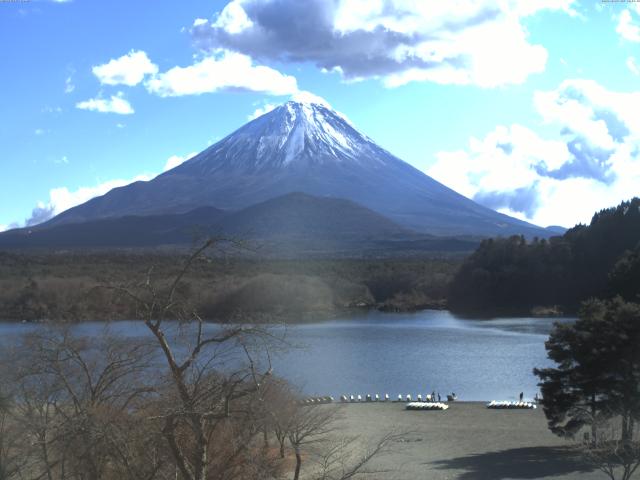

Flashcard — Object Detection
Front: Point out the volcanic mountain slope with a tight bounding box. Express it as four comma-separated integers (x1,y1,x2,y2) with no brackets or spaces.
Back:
0,193,478,254
0,207,225,249
43,100,545,237
219,192,410,238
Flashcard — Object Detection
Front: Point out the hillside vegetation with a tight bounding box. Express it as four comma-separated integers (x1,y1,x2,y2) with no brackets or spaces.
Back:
449,198,640,315
0,252,459,322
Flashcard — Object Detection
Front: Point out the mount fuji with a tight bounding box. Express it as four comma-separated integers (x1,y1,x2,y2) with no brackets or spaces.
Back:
5,100,549,250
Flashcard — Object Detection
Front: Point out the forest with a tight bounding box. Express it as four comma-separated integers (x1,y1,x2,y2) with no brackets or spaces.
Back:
3,198,640,322
448,198,640,315
0,252,459,322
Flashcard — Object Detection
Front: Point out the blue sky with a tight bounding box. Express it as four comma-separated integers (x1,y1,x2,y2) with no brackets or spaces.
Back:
2,0,640,230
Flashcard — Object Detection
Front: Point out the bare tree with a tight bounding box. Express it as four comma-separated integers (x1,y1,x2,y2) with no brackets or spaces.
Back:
107,240,279,480
6,328,162,480
287,404,341,480
284,401,402,480
260,377,298,459
1,239,403,480
580,417,640,480
0,389,29,480
310,431,402,480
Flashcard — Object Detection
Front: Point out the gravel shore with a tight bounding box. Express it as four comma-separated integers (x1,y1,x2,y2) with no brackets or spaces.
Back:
332,402,609,480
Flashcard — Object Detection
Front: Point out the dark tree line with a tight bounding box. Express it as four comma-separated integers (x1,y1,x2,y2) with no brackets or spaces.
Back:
449,198,640,315
0,252,459,323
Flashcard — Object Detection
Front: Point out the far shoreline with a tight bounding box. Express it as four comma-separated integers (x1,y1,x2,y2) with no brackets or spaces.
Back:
0,305,575,325
0,304,575,325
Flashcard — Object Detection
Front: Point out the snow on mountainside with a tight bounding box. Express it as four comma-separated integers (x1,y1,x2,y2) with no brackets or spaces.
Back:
43,100,549,237
178,101,387,173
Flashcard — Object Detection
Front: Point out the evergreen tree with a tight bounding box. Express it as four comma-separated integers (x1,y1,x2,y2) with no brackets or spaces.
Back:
449,197,640,314
609,245,640,302
534,298,640,443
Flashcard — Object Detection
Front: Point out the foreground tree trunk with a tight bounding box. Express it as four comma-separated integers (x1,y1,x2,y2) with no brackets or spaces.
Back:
293,447,302,480
592,393,597,445
109,240,277,480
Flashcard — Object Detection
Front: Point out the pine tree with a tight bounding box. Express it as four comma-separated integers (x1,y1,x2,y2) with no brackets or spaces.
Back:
534,298,640,443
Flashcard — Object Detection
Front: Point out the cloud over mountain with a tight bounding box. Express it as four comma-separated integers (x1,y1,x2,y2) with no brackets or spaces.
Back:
145,50,297,97
428,79,640,227
191,0,578,88
20,174,154,228
85,47,297,105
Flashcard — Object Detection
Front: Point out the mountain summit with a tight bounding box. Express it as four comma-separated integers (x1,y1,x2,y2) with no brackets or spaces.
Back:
186,100,383,172
46,100,545,237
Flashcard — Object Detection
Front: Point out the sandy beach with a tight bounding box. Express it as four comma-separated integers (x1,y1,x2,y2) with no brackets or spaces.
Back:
331,402,610,480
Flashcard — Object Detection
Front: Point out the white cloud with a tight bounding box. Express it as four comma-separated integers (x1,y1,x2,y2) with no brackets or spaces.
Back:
92,50,158,86
51,177,149,214
248,103,277,120
428,124,569,213
18,148,205,227
212,1,253,33
627,56,640,75
291,91,331,107
145,50,298,97
65,75,75,93
42,106,62,114
428,79,640,228
535,79,640,142
193,0,579,88
34,128,44,135
22,174,154,227
383,15,548,88
163,152,197,171
249,90,355,126
616,9,640,42
76,92,134,115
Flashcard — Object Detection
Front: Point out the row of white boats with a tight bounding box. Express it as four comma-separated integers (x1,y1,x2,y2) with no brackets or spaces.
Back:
299,396,334,404
340,394,452,403
486,400,537,409
406,402,450,410
299,396,537,410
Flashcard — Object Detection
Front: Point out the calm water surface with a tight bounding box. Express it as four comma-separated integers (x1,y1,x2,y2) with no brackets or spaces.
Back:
0,310,570,401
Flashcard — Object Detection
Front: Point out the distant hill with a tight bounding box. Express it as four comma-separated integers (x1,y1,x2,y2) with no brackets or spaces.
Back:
0,193,479,255
545,225,567,235
448,197,640,315
218,192,411,237
0,207,225,249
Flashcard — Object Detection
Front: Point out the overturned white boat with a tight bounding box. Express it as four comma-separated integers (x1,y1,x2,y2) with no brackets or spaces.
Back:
487,400,536,409
405,402,449,411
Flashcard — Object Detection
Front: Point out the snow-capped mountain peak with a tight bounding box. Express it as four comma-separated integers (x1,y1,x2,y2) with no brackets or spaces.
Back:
182,100,385,173
43,98,548,238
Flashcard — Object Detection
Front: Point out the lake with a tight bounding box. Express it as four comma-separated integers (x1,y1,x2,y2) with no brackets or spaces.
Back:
0,310,569,401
